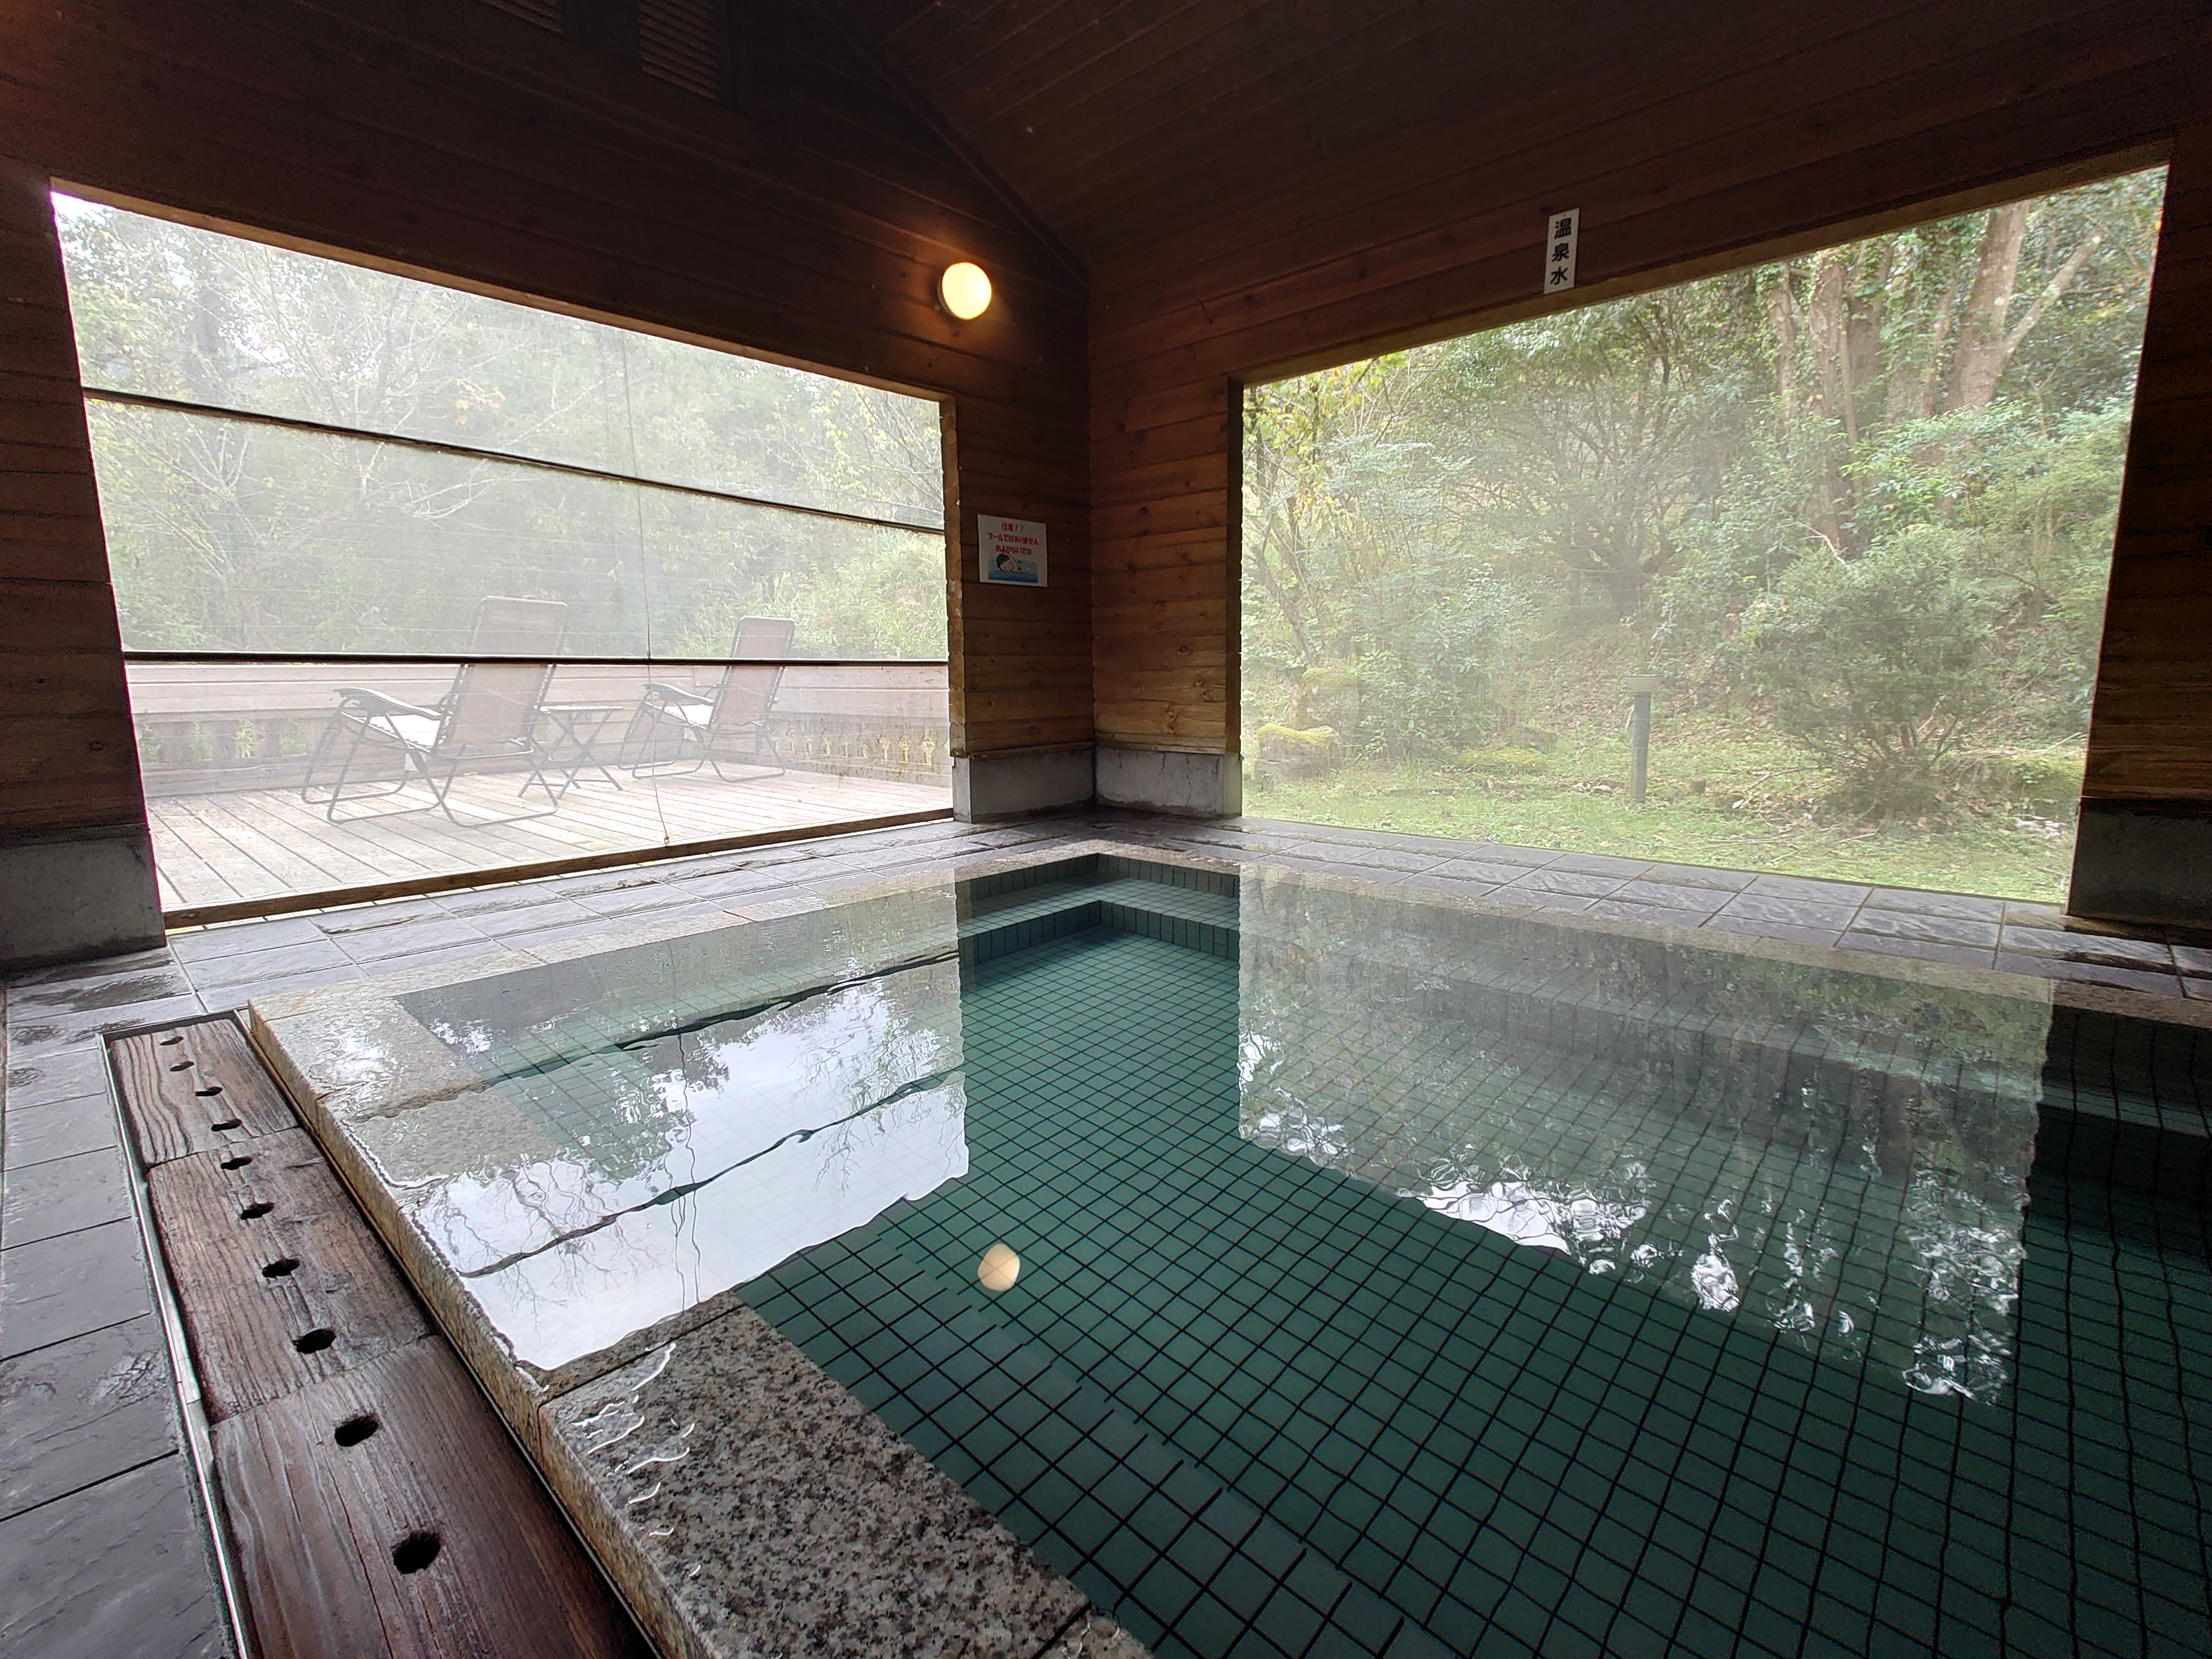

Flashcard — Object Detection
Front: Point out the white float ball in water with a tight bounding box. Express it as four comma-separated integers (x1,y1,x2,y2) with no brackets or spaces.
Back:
978,1243,1021,1293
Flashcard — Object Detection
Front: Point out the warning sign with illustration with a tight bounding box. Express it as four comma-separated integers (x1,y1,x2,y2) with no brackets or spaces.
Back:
979,515,1047,586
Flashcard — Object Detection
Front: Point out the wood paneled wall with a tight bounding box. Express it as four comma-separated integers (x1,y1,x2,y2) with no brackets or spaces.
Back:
0,0,1092,879
2083,121,2212,802
0,160,142,837
1089,0,2212,764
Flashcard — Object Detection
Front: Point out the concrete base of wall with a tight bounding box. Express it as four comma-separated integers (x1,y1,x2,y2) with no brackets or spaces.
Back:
953,747,1096,821
1095,747,1243,818
0,826,166,970
2070,799,2212,927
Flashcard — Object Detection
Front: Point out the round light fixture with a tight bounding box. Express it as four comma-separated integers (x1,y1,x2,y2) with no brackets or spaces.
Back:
978,1242,1021,1293
939,262,992,321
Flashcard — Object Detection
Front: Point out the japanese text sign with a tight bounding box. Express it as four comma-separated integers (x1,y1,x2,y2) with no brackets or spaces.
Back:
979,515,1047,586
1544,207,1581,294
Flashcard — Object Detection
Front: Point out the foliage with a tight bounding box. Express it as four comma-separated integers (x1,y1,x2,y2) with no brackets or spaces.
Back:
1243,165,2165,879
1742,535,1999,817
1255,724,1338,751
54,195,947,659
1457,747,1551,776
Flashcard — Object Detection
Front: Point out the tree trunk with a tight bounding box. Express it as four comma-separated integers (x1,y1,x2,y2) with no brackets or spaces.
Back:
1767,264,1799,422
1889,283,1956,422
2004,233,2106,359
1807,255,1855,443
1804,256,1855,549
1948,201,2030,411
1845,241,1890,426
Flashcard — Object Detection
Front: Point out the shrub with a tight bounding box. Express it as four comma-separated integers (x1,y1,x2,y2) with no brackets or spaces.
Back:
1743,532,1999,819
2006,750,2087,814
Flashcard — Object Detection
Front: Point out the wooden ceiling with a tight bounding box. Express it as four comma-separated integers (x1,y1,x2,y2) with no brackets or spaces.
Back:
822,0,1681,274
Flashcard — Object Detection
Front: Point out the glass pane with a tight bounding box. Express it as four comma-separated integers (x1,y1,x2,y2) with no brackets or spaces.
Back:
128,659,951,912
53,194,943,527
86,404,946,658
56,192,956,914
1241,167,2167,904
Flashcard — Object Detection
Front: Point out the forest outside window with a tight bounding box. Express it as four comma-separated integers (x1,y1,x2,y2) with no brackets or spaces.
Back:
1240,167,2166,903
53,194,955,916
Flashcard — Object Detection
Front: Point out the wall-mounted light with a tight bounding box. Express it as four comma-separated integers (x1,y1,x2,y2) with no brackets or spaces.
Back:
939,262,992,320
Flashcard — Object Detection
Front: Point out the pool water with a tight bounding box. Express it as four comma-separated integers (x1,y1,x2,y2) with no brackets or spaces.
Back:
400,854,2212,1658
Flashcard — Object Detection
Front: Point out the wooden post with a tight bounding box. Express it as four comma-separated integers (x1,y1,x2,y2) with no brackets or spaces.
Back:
2073,123,2212,923
0,154,163,962
1626,675,1660,805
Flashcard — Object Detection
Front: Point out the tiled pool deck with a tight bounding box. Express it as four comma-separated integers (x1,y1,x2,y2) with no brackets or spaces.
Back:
5,811,2209,1655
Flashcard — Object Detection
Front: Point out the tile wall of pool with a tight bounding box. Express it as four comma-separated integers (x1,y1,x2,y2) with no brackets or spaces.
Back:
390,854,2210,1658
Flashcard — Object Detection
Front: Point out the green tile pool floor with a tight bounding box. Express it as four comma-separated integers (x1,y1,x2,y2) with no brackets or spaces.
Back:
741,896,2211,1659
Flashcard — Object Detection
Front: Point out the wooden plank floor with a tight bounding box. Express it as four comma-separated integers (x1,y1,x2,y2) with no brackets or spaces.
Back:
109,1017,652,1659
146,766,951,912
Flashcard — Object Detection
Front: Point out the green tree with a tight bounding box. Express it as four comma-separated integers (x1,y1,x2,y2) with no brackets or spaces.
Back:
1742,535,2000,818
1241,166,2164,826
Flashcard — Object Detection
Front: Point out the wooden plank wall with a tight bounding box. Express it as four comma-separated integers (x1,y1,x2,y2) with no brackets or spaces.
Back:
1088,0,2212,770
0,160,143,839
0,0,1091,893
2083,121,2212,802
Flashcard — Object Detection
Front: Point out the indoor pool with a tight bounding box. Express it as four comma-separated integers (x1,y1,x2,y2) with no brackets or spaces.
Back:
349,853,2210,1657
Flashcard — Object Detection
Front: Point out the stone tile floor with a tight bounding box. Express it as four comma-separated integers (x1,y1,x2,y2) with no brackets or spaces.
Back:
2,810,2200,1657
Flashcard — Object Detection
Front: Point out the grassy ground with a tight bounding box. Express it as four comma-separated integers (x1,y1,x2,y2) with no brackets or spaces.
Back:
1245,724,2079,902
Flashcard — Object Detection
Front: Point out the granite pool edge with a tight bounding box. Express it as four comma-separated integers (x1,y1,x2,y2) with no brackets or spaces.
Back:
243,946,1150,1658
537,1308,1102,1659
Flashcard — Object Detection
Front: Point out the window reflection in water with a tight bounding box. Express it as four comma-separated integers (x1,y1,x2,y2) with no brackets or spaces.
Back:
395,891,969,1373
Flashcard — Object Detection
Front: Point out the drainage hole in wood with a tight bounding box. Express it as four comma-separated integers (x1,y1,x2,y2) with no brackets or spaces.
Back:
168,1059,194,1072
219,1155,253,1170
159,1034,184,1046
293,1327,336,1353
194,1085,224,1098
392,1532,441,1574
262,1257,302,1278
238,1201,275,1220
210,1118,243,1132
335,1413,380,1447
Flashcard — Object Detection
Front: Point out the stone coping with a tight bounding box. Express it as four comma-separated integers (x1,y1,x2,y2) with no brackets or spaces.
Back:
245,846,1162,1659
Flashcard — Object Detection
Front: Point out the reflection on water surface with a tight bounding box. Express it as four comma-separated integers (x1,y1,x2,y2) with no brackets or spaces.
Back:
397,891,969,1370
1237,871,2046,1400
396,856,2053,1399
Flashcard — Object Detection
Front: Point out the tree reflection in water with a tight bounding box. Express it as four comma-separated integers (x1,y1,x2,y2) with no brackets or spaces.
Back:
1237,871,2047,1401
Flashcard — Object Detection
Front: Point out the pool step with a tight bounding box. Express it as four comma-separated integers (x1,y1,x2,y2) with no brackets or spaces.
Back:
964,874,1238,963
1235,876,2049,1113
962,863,2212,1206
2034,1006,2212,1204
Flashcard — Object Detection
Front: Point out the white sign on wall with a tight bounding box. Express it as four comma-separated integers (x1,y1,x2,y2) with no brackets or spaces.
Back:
979,515,1047,586
1543,207,1581,294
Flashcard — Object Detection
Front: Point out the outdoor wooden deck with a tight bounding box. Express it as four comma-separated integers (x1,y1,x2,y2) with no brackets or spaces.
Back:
147,765,951,916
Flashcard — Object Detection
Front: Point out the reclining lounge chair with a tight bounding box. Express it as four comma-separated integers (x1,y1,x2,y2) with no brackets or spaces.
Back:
300,595,569,824
624,615,795,783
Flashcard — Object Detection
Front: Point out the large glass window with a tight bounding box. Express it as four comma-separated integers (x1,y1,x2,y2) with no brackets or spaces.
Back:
56,196,953,917
1241,168,2165,902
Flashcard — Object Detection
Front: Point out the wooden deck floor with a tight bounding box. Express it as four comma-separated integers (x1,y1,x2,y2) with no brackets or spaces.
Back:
147,766,951,914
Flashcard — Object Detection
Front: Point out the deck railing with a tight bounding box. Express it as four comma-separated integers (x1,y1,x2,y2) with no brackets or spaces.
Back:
123,654,953,798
